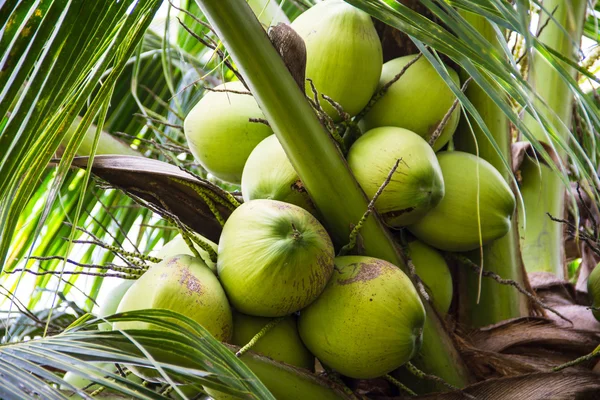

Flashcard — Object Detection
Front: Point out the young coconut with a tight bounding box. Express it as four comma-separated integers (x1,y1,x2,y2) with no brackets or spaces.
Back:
298,256,425,379
114,254,233,381
183,81,272,183
204,351,347,400
408,240,453,315
291,0,382,120
408,151,516,252
241,134,315,215
232,312,314,370
361,55,461,151
347,127,445,226
217,199,335,317
96,280,135,331
587,262,600,321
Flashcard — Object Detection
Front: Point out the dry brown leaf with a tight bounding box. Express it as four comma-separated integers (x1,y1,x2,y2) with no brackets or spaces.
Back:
71,155,238,242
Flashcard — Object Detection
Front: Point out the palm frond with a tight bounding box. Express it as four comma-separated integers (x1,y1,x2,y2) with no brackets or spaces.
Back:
0,309,274,400
0,0,163,270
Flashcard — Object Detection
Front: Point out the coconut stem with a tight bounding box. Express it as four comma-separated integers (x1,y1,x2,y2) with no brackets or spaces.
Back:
235,317,284,357
354,53,423,124
553,344,600,372
520,0,587,277
384,374,417,396
405,362,462,394
450,253,571,324
290,223,303,241
69,239,162,264
339,159,400,256
185,230,218,263
454,12,528,327
428,77,472,148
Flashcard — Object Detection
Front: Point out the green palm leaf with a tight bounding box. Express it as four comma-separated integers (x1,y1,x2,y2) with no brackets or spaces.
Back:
0,309,274,400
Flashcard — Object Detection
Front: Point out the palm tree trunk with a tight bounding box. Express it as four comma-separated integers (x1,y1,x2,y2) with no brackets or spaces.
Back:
195,0,471,388
454,14,529,327
520,0,587,278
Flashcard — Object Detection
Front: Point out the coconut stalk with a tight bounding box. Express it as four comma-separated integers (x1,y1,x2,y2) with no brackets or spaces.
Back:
194,0,470,389
453,14,529,326
520,0,587,278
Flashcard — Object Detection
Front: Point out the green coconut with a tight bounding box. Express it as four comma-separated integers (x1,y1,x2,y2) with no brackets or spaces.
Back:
114,254,233,381
298,256,425,379
183,81,272,183
361,55,461,151
408,151,516,252
154,233,218,273
241,135,315,215
96,280,135,331
588,263,600,321
347,127,445,226
60,364,142,394
231,312,314,370
205,349,349,400
217,199,334,317
291,0,382,119
408,240,453,315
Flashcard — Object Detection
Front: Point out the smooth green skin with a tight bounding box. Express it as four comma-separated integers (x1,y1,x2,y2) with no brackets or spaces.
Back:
241,135,315,215
232,312,314,370
588,263,600,321
454,13,528,327
115,255,233,381
96,280,135,331
347,127,445,226
298,256,425,379
217,199,334,317
183,81,273,183
291,0,382,120
408,240,453,316
408,151,516,252
154,234,218,273
520,0,587,278
361,56,461,151
207,347,351,400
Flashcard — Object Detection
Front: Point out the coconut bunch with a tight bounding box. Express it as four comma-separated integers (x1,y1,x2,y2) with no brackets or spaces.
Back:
184,0,516,253
91,0,522,391
94,207,428,389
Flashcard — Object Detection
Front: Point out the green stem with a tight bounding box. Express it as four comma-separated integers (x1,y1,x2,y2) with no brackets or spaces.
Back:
195,0,470,389
236,317,284,357
454,13,528,327
520,0,587,278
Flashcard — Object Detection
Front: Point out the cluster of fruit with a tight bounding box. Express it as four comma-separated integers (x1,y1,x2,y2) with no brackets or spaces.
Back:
89,0,520,393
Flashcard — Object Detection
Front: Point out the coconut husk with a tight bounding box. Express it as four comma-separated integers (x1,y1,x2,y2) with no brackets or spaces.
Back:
511,141,561,175
529,271,600,329
396,372,600,400
450,316,600,382
466,317,599,353
71,155,237,242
